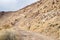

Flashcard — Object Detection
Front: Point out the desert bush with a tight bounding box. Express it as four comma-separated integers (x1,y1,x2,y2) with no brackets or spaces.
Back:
0,30,16,40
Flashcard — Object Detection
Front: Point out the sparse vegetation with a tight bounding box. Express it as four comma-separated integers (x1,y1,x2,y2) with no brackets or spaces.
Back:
0,30,17,40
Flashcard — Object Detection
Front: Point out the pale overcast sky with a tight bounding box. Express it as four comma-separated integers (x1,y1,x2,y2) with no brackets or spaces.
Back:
0,0,38,11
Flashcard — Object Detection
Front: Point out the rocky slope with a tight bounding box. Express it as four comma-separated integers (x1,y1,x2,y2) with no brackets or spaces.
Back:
0,0,60,40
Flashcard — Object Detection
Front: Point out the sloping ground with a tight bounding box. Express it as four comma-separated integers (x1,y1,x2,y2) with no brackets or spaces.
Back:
0,27,55,40
0,0,60,40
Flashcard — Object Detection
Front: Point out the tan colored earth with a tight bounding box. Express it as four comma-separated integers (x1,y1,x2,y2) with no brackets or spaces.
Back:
0,0,60,40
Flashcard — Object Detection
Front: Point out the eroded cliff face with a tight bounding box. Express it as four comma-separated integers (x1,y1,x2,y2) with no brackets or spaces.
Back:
0,0,60,40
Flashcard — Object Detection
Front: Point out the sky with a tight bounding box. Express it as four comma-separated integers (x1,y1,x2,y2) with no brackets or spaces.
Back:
0,0,38,11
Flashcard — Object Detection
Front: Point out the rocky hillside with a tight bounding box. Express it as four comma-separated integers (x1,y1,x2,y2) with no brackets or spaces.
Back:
0,0,60,40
